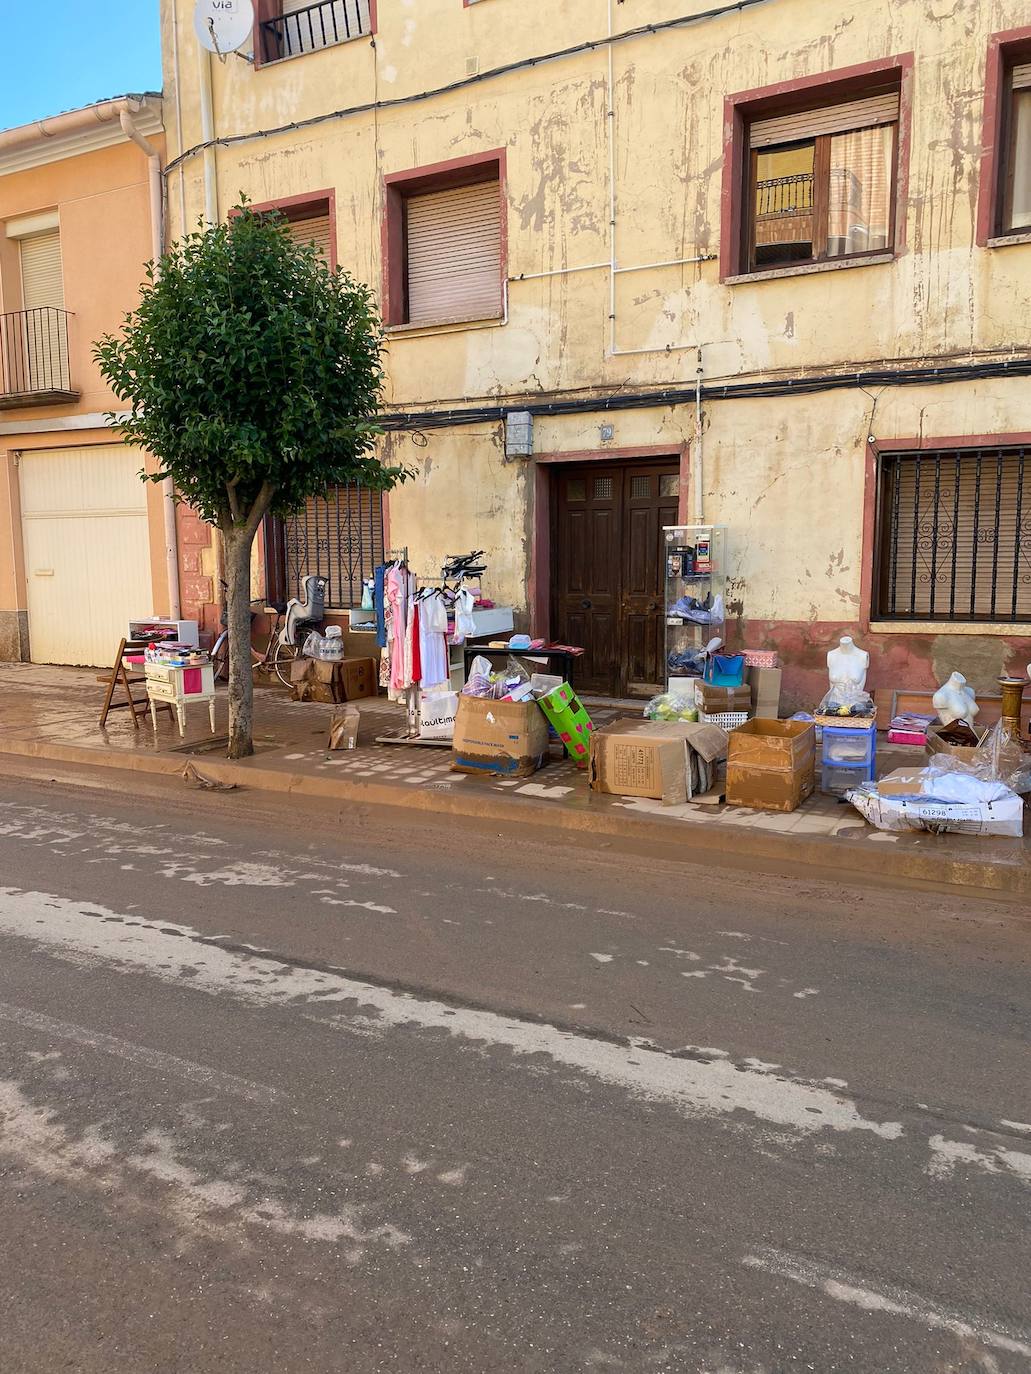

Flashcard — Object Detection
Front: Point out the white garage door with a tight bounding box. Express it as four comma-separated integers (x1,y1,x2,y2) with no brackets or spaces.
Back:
20,445,152,667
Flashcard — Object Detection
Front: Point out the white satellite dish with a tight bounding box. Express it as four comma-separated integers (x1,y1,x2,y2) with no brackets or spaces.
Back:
194,0,254,55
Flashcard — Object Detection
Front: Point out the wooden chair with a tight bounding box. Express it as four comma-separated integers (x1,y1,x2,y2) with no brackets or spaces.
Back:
97,638,174,729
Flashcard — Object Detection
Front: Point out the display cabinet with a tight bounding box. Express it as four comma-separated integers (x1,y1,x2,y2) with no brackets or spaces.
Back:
663,525,728,691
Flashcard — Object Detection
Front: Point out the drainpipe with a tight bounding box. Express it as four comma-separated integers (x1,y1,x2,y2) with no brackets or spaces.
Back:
197,45,218,224
120,110,181,620
694,347,704,524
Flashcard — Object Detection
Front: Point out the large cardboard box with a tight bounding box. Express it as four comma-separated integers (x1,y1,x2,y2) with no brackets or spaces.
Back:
726,717,816,812
744,665,783,719
340,656,378,702
451,696,549,778
589,718,728,806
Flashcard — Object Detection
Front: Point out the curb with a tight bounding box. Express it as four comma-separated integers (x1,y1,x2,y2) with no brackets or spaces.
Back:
3,736,1029,899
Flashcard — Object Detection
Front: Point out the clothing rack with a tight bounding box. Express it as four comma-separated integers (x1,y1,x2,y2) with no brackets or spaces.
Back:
374,550,452,747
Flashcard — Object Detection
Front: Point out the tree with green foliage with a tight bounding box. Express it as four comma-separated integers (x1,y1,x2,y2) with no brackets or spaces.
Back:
95,205,404,758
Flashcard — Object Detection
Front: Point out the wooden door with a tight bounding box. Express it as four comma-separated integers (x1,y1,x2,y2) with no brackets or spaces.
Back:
552,461,680,697
622,466,681,694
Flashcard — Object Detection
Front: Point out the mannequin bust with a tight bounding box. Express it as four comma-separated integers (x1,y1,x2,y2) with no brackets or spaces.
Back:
827,635,870,692
932,671,979,728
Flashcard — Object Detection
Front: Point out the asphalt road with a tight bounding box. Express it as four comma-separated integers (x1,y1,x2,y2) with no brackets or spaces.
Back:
0,761,1028,1373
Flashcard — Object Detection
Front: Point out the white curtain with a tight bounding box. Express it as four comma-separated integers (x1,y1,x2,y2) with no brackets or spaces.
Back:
827,124,893,257
1009,91,1031,230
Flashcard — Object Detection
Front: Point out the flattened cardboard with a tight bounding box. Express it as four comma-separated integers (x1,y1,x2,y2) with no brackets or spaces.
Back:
451,696,549,778
875,768,927,798
328,706,361,751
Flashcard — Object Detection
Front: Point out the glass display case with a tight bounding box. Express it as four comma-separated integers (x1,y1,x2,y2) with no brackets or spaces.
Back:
663,524,728,690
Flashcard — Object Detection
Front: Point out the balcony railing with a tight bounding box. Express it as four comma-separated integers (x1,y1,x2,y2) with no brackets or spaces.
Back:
756,172,815,219
260,0,372,63
0,307,76,407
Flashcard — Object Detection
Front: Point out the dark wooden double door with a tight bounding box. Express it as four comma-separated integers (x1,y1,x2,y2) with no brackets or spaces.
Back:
552,461,680,697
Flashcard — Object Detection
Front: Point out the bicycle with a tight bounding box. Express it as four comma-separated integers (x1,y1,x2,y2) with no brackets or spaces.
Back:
210,576,328,689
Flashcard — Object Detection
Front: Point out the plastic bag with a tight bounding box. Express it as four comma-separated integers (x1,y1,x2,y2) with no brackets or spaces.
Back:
927,721,1031,795
817,682,875,717
667,636,723,678
302,630,325,659
644,693,699,723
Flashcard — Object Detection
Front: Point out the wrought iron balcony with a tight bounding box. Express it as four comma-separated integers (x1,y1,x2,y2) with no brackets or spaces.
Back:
0,308,77,408
260,0,372,64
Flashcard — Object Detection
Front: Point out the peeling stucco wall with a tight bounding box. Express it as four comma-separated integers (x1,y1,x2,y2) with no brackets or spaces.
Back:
160,0,1031,695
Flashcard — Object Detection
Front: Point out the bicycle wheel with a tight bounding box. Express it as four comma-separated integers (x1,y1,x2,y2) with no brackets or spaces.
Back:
272,639,299,689
211,634,229,683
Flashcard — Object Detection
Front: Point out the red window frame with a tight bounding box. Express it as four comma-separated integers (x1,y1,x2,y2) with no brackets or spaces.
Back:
719,54,914,281
976,25,1031,245
381,149,507,328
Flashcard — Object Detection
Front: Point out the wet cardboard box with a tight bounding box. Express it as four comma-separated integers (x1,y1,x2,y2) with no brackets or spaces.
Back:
589,718,728,806
726,717,816,812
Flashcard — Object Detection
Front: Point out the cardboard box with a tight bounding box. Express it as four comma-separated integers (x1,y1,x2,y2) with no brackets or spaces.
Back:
699,682,752,713
726,717,816,812
925,722,985,766
451,696,549,778
744,665,783,719
340,656,378,702
290,656,343,704
537,683,594,765
328,706,361,750
589,718,728,806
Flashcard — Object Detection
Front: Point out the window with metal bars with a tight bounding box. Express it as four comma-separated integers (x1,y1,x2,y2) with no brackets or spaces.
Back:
264,485,384,609
874,447,1031,622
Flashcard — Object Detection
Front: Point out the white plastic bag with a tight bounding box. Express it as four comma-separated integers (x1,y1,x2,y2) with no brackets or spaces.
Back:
419,690,459,740
303,630,324,659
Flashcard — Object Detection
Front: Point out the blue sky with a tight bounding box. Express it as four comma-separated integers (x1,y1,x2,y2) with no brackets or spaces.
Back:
0,1,162,131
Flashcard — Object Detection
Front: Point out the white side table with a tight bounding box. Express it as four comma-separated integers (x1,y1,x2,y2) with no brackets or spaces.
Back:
143,660,216,737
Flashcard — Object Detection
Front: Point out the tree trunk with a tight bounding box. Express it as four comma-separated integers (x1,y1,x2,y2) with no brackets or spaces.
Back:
223,526,256,760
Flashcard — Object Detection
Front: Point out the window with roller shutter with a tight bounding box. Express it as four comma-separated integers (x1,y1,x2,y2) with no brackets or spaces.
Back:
404,180,502,325
721,60,909,279
284,212,333,261
383,153,505,328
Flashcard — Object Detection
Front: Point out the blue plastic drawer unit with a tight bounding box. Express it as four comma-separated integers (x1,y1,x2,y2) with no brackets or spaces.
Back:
820,722,876,794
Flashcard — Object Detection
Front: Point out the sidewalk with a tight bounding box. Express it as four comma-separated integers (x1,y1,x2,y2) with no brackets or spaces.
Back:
1,663,1029,898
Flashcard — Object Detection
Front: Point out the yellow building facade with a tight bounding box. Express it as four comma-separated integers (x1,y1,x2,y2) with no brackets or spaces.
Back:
161,0,1031,706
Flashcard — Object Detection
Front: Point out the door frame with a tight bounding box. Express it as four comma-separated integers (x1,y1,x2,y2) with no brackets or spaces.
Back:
531,443,690,643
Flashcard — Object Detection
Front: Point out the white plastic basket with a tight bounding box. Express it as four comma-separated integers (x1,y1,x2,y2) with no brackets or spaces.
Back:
701,710,750,731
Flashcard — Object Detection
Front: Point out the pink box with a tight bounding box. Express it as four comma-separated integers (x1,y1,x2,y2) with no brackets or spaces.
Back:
887,728,926,746
183,667,202,694
742,649,780,668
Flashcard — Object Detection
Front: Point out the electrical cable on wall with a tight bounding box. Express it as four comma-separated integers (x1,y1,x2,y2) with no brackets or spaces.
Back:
164,0,776,176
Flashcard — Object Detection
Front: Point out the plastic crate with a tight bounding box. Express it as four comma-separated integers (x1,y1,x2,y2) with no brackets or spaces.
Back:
701,710,750,731
820,722,876,772
821,762,872,797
